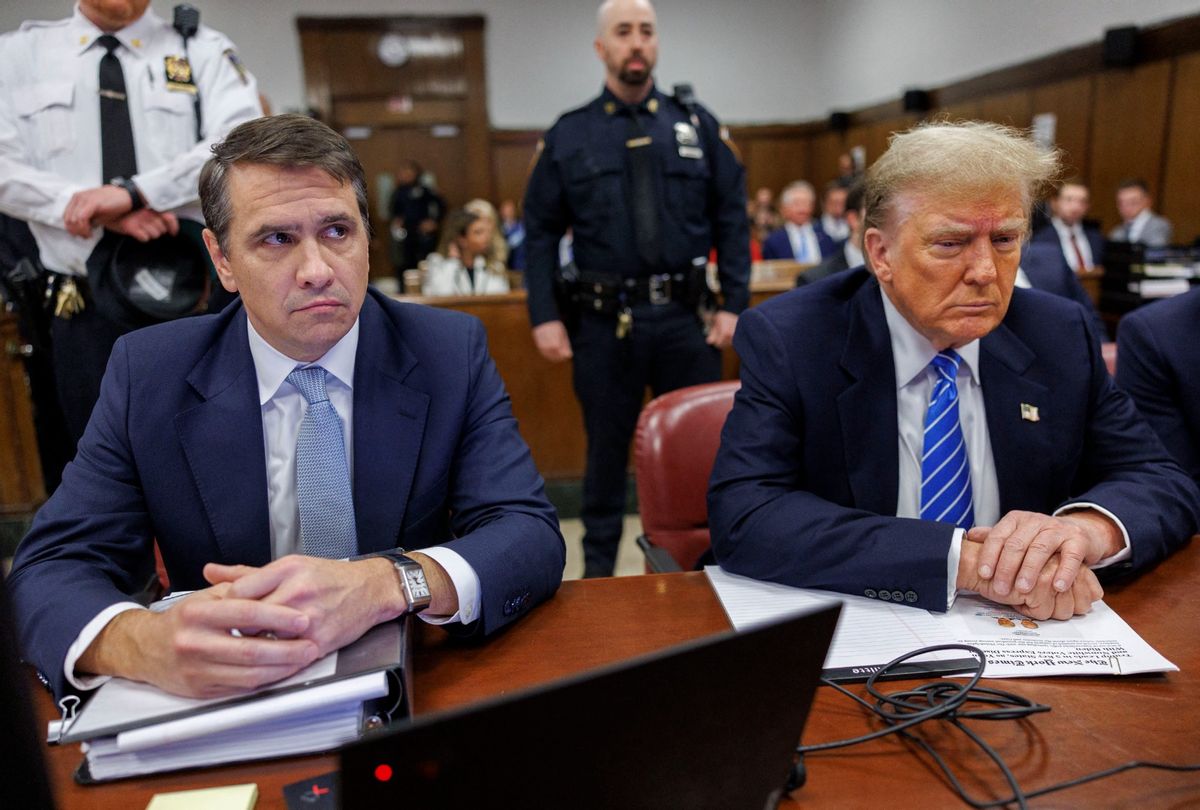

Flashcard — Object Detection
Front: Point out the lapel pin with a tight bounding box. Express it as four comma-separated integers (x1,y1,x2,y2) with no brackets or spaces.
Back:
1020,403,1040,422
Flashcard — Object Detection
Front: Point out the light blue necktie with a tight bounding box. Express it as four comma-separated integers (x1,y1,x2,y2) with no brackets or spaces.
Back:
795,228,812,262
920,350,975,530
288,366,357,559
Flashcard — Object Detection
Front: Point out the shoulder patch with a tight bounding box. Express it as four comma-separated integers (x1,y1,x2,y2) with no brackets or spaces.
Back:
224,48,249,85
720,126,742,162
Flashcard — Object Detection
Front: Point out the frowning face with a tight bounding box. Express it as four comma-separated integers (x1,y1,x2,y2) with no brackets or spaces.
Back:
865,188,1027,350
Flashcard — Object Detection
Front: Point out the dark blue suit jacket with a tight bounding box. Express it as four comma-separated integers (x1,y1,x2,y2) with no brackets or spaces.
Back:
1030,222,1105,269
1117,287,1200,485
1020,240,1108,341
708,269,1198,611
10,290,565,697
760,223,836,262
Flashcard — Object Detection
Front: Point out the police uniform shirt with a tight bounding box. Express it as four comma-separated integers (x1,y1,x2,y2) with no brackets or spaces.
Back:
0,6,262,277
522,84,750,326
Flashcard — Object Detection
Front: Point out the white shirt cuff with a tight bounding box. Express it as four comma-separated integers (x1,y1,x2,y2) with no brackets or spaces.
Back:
1053,502,1133,567
946,528,965,609
412,545,482,626
63,602,145,692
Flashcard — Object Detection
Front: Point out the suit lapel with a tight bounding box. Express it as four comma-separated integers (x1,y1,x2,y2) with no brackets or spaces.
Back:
837,280,900,515
175,309,272,567
980,322,1052,513
351,295,430,553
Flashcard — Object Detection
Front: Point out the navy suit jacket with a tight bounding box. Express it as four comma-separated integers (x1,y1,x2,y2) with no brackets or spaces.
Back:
760,223,836,262
1117,287,1200,485
10,290,565,697
1030,222,1105,269
1020,240,1108,342
708,269,1198,611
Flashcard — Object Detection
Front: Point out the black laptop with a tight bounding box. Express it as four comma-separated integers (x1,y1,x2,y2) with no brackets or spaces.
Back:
341,602,840,810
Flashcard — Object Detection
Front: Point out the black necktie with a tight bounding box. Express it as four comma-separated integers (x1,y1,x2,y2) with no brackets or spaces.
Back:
98,35,137,183
624,105,661,272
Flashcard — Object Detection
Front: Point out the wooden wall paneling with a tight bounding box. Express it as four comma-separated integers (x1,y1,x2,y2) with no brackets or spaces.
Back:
1161,52,1200,243
809,130,847,192
1030,76,1094,180
490,131,541,211
297,27,332,119
1088,60,1172,232
934,100,981,123
739,133,810,199
978,89,1033,128
0,314,45,514
461,27,492,209
866,115,919,168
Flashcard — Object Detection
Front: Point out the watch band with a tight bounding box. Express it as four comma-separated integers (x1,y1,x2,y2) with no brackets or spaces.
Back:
110,177,144,211
357,549,432,615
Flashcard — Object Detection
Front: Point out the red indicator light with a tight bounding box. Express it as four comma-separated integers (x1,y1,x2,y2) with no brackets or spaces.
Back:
374,763,394,782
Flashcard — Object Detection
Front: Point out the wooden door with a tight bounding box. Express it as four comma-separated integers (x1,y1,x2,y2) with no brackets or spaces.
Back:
298,16,491,279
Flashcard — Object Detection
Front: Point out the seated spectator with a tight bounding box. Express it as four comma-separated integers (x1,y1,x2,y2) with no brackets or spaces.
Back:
1031,180,1105,271
464,198,510,268
709,121,1198,620
1018,240,1107,343
819,182,851,244
1109,179,1173,247
423,209,511,296
1117,287,1200,486
499,200,526,271
761,181,836,263
799,180,864,286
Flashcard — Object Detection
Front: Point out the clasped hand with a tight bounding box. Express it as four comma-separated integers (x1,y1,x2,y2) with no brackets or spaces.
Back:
86,556,400,698
957,510,1122,620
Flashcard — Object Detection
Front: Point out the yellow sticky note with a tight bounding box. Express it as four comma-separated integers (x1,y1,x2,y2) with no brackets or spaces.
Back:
145,783,258,810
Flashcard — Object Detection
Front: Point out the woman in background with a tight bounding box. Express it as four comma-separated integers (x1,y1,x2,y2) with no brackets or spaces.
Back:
422,208,511,296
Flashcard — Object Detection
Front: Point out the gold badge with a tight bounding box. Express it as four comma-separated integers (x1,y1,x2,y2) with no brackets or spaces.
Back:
603,101,617,115
164,55,197,94
1020,403,1040,422
646,97,659,113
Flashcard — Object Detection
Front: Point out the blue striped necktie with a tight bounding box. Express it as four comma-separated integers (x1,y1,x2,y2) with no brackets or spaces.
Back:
920,350,975,530
288,366,357,559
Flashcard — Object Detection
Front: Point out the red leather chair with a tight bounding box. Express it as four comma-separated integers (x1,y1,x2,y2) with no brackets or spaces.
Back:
634,380,740,572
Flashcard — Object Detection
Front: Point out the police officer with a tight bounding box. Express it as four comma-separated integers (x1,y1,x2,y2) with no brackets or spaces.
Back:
523,0,749,578
0,0,261,445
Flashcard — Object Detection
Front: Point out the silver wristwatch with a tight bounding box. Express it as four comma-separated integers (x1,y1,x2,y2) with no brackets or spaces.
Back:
383,550,432,614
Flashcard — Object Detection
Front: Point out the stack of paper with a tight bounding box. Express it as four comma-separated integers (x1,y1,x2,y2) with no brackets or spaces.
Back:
705,567,1176,679
61,621,406,782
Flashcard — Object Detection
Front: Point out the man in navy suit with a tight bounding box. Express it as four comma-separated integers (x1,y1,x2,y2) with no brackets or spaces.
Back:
1030,180,1105,271
709,122,1197,619
1117,288,1200,486
9,115,565,699
1018,240,1107,342
761,181,836,263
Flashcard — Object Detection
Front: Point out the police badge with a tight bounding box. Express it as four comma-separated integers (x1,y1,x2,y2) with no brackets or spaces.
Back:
164,55,197,94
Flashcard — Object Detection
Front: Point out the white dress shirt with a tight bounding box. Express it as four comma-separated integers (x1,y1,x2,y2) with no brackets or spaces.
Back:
784,221,821,263
842,240,864,269
880,288,1130,609
0,7,261,276
1050,217,1094,272
64,317,481,690
1125,209,1152,244
821,213,850,242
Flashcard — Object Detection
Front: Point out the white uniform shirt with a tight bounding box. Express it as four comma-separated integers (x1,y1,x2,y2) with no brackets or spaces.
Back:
0,6,261,276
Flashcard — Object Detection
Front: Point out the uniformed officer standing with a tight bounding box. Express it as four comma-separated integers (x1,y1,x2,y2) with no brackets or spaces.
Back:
0,0,261,445
523,0,750,577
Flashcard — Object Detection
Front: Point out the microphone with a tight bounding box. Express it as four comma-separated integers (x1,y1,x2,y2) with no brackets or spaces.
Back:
172,4,200,40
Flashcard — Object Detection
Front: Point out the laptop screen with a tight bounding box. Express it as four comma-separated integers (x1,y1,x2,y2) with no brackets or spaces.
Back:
341,603,840,810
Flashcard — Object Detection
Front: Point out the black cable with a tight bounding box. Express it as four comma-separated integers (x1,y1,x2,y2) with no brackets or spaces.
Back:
795,643,1200,808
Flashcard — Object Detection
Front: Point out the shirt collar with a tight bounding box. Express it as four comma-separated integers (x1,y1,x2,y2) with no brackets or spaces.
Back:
785,220,813,237
247,317,360,406
879,286,981,389
1129,208,1152,228
1051,217,1081,238
599,83,662,116
71,3,162,56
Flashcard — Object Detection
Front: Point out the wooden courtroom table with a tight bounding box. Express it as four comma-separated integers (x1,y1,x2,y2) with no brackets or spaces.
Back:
34,545,1200,808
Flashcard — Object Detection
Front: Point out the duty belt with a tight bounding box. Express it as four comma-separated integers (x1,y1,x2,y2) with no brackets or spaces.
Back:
571,271,691,312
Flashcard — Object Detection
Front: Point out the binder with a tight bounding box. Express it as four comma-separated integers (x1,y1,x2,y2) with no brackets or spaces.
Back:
61,617,412,783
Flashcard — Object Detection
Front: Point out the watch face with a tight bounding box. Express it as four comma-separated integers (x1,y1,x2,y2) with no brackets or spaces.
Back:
404,566,431,600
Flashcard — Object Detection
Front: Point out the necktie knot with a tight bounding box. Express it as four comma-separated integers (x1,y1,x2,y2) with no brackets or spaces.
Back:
287,366,331,406
929,350,962,381
97,34,121,55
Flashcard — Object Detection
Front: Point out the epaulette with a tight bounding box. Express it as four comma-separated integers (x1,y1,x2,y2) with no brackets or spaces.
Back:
18,18,69,32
